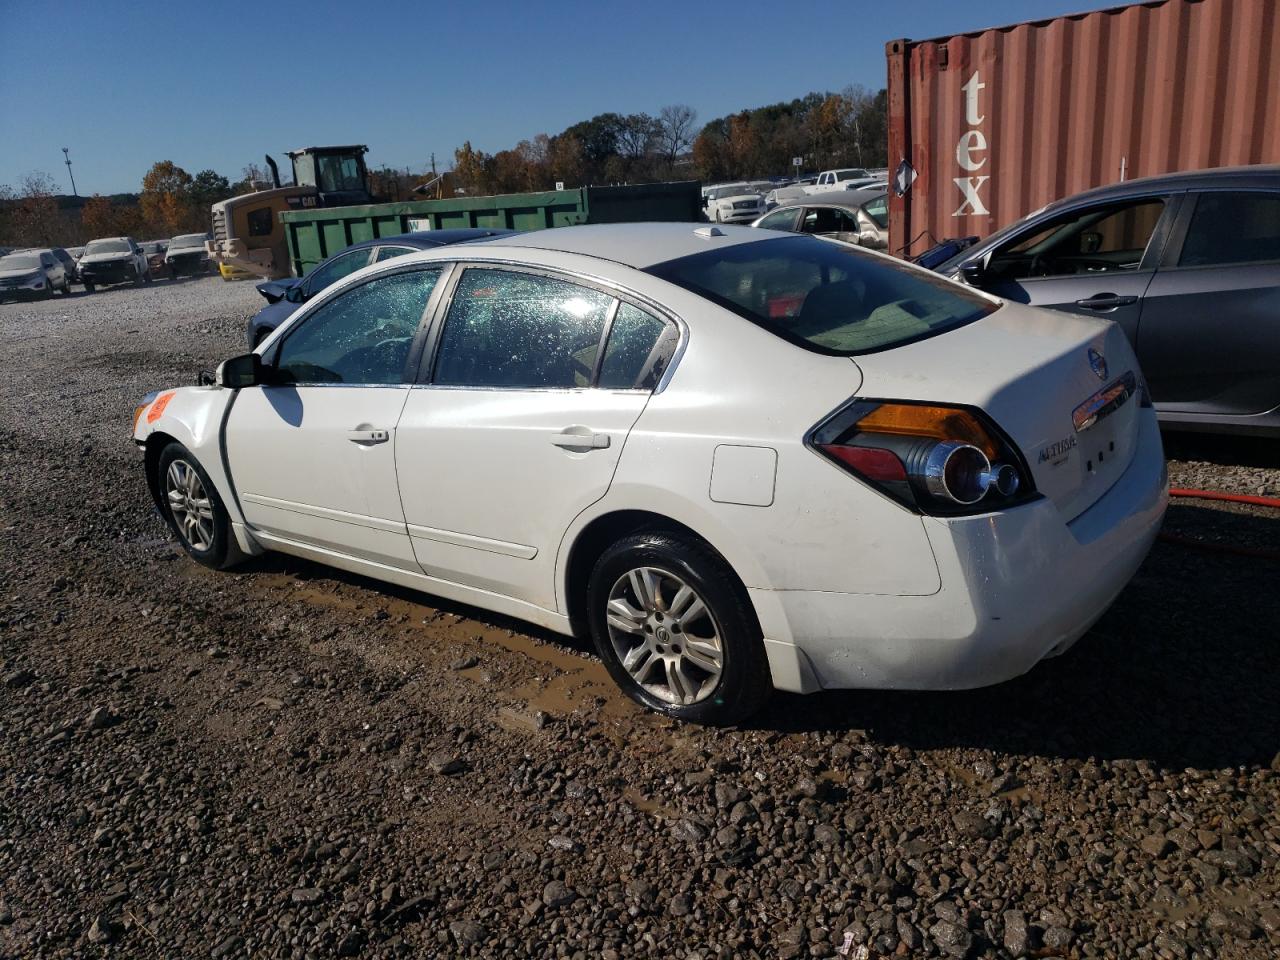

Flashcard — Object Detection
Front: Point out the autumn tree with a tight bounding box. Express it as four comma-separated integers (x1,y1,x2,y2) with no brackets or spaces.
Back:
452,141,494,195
5,173,64,247
547,134,584,188
140,161,195,236
81,195,118,238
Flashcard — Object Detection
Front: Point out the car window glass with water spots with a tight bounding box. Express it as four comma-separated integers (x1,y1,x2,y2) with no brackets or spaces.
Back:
432,269,612,389
1179,192,1280,267
598,303,676,390
274,269,440,385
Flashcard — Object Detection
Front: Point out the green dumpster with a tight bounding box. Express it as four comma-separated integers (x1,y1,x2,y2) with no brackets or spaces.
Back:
280,181,702,276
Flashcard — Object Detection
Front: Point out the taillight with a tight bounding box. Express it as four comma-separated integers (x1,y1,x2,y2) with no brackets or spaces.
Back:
809,400,1035,515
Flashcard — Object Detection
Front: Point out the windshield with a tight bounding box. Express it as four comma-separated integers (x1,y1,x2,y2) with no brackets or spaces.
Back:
0,254,41,271
714,185,753,199
170,234,208,249
646,235,996,355
836,170,869,181
85,239,131,255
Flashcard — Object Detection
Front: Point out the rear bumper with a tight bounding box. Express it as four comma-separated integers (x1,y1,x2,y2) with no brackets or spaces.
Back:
762,409,1168,691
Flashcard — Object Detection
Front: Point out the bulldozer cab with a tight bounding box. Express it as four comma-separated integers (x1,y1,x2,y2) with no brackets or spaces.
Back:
287,145,373,207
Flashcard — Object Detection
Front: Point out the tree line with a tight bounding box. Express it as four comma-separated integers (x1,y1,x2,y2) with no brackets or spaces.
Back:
0,163,264,248
445,86,886,197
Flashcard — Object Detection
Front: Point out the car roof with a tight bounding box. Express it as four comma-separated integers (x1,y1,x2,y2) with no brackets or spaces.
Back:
1042,164,1280,210
477,222,774,269
342,228,515,255
776,188,884,211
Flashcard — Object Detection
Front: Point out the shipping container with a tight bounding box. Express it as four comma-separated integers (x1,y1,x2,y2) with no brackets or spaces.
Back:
281,182,702,276
886,0,1280,258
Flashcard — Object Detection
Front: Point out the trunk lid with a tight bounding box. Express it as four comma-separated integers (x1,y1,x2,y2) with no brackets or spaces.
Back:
852,302,1144,521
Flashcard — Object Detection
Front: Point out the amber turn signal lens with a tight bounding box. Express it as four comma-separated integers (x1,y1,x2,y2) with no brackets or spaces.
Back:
854,404,999,459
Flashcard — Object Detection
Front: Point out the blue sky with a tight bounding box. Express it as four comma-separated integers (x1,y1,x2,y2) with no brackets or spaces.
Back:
1,0,1124,195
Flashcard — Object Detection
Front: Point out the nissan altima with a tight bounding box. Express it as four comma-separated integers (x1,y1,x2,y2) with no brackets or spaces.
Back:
132,223,1167,724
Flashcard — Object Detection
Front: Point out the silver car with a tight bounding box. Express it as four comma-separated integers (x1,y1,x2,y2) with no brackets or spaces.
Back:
751,187,889,249
0,249,69,300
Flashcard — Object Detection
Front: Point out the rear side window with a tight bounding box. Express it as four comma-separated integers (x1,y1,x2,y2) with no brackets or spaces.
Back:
647,235,995,356
375,245,416,262
433,269,612,389
802,208,857,234
864,195,888,228
757,209,800,232
1178,191,1280,267
599,304,677,390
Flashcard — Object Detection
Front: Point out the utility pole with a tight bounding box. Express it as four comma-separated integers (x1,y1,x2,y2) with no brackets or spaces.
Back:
62,147,78,196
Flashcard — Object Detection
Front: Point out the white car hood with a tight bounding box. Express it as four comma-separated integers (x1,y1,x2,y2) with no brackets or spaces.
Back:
853,301,1146,522
0,267,40,279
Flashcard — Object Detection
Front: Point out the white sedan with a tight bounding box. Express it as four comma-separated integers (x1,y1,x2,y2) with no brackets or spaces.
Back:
133,223,1167,724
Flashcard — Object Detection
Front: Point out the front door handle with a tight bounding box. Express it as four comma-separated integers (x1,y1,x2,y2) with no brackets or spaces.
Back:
347,428,389,446
1076,293,1137,310
550,429,611,450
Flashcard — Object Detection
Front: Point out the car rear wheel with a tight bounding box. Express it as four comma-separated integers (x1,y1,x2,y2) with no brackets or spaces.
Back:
83,282,95,293
587,532,771,725
157,443,233,569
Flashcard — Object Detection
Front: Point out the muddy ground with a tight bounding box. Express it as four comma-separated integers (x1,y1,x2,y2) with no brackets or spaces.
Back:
1,277,1278,959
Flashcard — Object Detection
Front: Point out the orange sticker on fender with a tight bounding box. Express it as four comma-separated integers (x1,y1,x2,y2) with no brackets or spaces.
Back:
146,391,176,423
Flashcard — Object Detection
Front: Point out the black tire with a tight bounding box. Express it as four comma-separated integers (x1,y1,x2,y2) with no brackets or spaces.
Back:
586,531,771,725
156,442,233,570
142,268,153,285
84,282,95,293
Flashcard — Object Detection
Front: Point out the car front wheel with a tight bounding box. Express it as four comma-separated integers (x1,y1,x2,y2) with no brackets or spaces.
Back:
587,532,771,725
157,442,233,569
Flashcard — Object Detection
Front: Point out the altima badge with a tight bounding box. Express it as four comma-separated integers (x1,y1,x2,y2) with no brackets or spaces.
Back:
1088,348,1108,381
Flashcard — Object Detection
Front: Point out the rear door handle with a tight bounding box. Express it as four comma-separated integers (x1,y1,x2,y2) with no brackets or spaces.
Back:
347,428,389,446
1076,294,1138,310
550,430,611,450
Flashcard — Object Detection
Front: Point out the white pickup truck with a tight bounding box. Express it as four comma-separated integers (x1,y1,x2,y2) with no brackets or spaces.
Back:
803,168,874,195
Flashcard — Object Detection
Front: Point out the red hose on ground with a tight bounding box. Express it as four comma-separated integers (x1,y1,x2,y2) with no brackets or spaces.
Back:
1160,487,1280,561
1169,487,1280,510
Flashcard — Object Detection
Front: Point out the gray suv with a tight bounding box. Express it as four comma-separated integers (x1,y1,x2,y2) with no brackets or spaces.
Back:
938,165,1280,436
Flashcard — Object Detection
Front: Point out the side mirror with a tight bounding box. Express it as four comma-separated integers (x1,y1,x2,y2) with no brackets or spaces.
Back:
216,352,266,389
285,284,305,304
959,260,989,288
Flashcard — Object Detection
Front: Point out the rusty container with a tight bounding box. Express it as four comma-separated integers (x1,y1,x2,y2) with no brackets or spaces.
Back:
887,0,1280,257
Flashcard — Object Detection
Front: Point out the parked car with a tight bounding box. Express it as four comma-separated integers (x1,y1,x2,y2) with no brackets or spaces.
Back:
0,249,69,300
704,184,766,224
140,241,169,277
79,237,151,291
246,228,515,347
936,165,1280,436
165,233,213,277
66,246,84,261
804,168,872,194
135,223,1166,724
752,187,889,249
49,246,80,284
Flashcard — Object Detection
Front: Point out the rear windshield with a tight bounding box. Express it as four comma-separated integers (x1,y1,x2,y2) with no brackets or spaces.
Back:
646,235,996,355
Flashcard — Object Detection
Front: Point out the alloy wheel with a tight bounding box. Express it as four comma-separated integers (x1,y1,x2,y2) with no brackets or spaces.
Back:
165,459,215,551
605,566,724,705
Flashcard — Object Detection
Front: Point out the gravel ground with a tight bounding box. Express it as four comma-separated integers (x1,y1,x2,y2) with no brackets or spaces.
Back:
2,277,1279,960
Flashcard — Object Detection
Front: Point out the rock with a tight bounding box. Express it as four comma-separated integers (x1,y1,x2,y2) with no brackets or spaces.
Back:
1202,848,1256,876
672,819,707,843
542,880,576,908
449,920,486,947
897,915,923,949
253,696,284,711
87,914,119,944
1003,910,1029,956
291,887,322,905
1206,909,1258,939
547,835,579,852
450,655,479,671
714,782,745,809
84,705,116,730
929,919,973,957
1166,828,1200,854
952,810,996,840
669,894,691,917
211,934,243,958
0,900,11,925
813,823,841,846
1258,907,1280,935
1153,932,1189,958
728,801,759,825
1140,834,1174,858
3,668,34,689
1042,926,1074,949
427,752,465,775
337,931,365,956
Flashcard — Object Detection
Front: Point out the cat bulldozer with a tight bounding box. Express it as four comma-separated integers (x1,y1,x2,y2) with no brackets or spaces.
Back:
208,145,373,280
